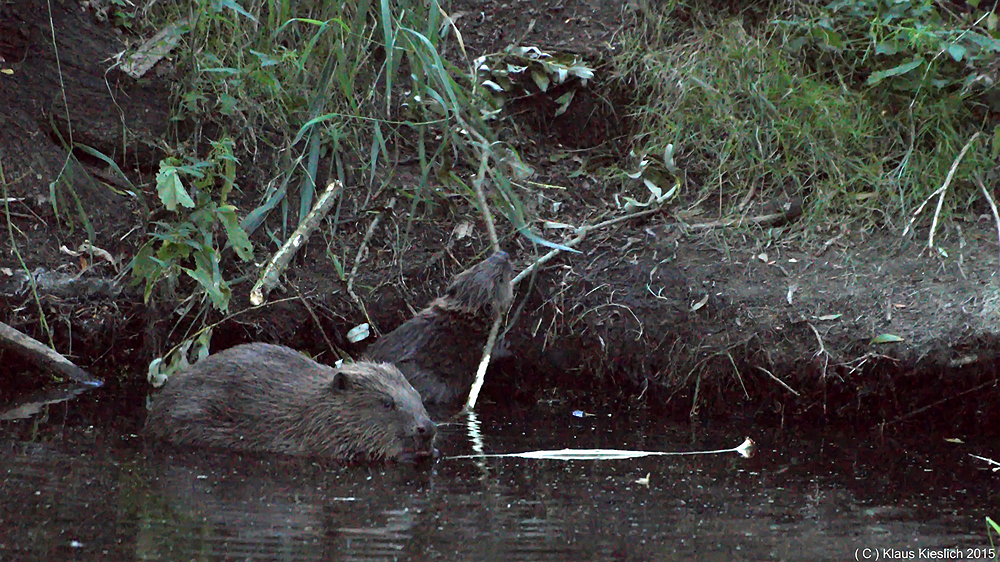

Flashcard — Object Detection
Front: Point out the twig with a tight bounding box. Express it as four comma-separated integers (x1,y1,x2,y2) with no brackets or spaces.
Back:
471,133,499,250
806,322,830,380
726,352,749,400
689,368,702,420
512,206,661,285
929,132,979,249
347,196,394,328
807,322,826,358
685,206,801,230
466,204,662,411
297,292,341,361
877,378,996,428
464,148,502,411
157,296,300,362
755,366,801,396
251,180,344,305
974,173,1000,268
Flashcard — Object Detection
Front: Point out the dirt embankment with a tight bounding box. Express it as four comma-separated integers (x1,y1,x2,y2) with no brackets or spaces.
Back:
1,0,998,431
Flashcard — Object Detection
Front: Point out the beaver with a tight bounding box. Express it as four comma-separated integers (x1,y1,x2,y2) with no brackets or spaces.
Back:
145,343,436,462
366,250,514,405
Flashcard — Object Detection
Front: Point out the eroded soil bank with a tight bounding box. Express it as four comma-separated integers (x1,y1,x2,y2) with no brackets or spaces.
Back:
1,0,998,432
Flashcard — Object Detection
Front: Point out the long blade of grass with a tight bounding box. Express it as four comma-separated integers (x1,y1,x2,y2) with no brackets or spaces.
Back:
299,131,322,224
74,143,148,216
379,0,396,116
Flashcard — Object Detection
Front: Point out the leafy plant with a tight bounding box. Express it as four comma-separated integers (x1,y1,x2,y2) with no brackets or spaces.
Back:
129,138,253,313
476,45,596,118
614,3,999,229
776,0,1000,98
136,0,554,256
107,0,139,30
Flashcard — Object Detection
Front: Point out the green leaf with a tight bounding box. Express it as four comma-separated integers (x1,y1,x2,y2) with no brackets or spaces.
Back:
874,41,899,56
514,223,581,254
217,0,257,22
554,90,575,117
217,205,254,261
187,248,231,312
946,44,966,62
249,50,280,67
870,333,904,344
965,32,1000,52
991,124,1000,161
813,27,844,51
156,163,195,211
531,69,550,92
866,57,924,86
217,93,238,116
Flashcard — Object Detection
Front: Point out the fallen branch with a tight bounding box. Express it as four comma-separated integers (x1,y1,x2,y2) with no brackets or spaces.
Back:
684,197,803,230
251,180,343,306
0,321,102,386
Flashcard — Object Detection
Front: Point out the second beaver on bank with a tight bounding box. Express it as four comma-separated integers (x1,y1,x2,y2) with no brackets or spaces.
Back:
366,251,514,405
146,343,436,462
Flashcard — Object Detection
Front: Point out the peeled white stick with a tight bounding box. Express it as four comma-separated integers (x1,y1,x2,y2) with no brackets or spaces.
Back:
449,437,756,461
250,180,343,306
464,316,502,412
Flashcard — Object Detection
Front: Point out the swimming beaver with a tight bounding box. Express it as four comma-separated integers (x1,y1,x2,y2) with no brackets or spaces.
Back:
366,250,514,404
146,343,436,462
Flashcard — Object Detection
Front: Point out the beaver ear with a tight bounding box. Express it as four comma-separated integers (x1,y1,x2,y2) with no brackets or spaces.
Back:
330,371,351,392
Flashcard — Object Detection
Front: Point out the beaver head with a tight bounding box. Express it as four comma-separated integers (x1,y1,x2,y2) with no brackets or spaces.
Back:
440,250,514,318
300,361,437,462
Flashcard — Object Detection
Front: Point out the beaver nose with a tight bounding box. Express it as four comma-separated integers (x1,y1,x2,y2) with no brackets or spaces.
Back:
416,419,436,443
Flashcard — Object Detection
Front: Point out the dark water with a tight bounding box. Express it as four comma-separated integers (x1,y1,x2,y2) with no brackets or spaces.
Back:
1,386,998,562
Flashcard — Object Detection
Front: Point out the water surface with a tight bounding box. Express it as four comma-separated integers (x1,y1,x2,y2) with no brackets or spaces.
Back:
1,390,996,561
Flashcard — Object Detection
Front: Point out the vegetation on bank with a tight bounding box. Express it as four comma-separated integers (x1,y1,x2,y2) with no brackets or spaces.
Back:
617,0,1000,233
88,0,1000,368
125,0,550,321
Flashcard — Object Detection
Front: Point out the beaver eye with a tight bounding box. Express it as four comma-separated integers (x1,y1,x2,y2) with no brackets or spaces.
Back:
382,398,397,411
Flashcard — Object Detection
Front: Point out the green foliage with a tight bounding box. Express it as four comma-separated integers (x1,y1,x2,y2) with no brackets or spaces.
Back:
107,0,140,30
615,3,999,228
130,138,253,313
150,0,516,235
776,0,1000,96
476,46,595,118
129,0,579,325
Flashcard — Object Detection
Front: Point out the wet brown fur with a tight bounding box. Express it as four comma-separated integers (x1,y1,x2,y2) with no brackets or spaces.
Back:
145,343,436,461
366,251,514,404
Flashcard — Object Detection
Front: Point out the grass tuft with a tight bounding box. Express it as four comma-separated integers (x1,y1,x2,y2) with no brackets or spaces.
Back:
615,1,999,231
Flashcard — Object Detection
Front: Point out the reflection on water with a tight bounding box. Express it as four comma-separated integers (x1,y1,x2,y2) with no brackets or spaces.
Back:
0,398,996,561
